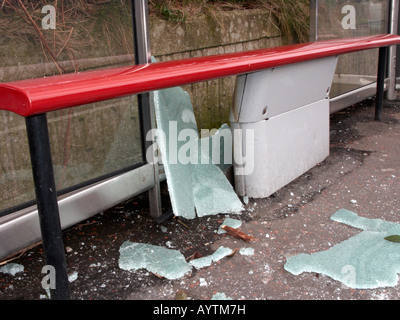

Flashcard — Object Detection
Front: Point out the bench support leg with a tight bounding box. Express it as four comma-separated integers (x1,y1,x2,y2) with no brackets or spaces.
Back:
375,46,388,121
26,114,70,300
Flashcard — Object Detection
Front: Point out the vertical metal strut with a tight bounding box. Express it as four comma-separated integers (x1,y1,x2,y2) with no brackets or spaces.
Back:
131,0,162,218
375,46,388,121
26,114,70,300
387,0,399,100
310,0,319,42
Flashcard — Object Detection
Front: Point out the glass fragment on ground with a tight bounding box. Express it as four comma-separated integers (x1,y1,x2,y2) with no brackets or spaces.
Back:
284,209,400,289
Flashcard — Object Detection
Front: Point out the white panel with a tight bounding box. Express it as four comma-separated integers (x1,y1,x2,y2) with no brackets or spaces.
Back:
233,99,330,198
231,57,337,123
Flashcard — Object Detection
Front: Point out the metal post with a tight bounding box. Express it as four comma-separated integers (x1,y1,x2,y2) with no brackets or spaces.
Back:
375,46,388,121
310,0,319,41
388,0,399,100
131,0,162,218
25,114,70,300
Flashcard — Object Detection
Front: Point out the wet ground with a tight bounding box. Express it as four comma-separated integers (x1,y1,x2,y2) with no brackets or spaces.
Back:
1,96,400,301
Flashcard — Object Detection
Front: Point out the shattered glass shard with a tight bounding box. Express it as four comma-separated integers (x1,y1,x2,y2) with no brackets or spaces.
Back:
0,263,24,276
239,247,255,256
68,271,78,283
119,242,192,280
218,217,243,234
211,246,234,261
284,209,400,289
189,255,213,269
211,292,233,300
189,246,234,269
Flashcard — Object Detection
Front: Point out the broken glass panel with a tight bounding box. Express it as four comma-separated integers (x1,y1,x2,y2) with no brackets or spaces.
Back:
284,209,400,289
151,86,197,219
119,242,192,280
150,61,243,219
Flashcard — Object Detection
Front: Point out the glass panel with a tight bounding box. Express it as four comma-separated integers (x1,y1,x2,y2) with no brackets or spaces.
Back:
316,0,389,97
0,111,33,211
0,1,143,213
48,97,143,192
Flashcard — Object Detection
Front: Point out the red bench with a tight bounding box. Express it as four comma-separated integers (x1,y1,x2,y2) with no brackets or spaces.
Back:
1,34,399,117
1,34,399,299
